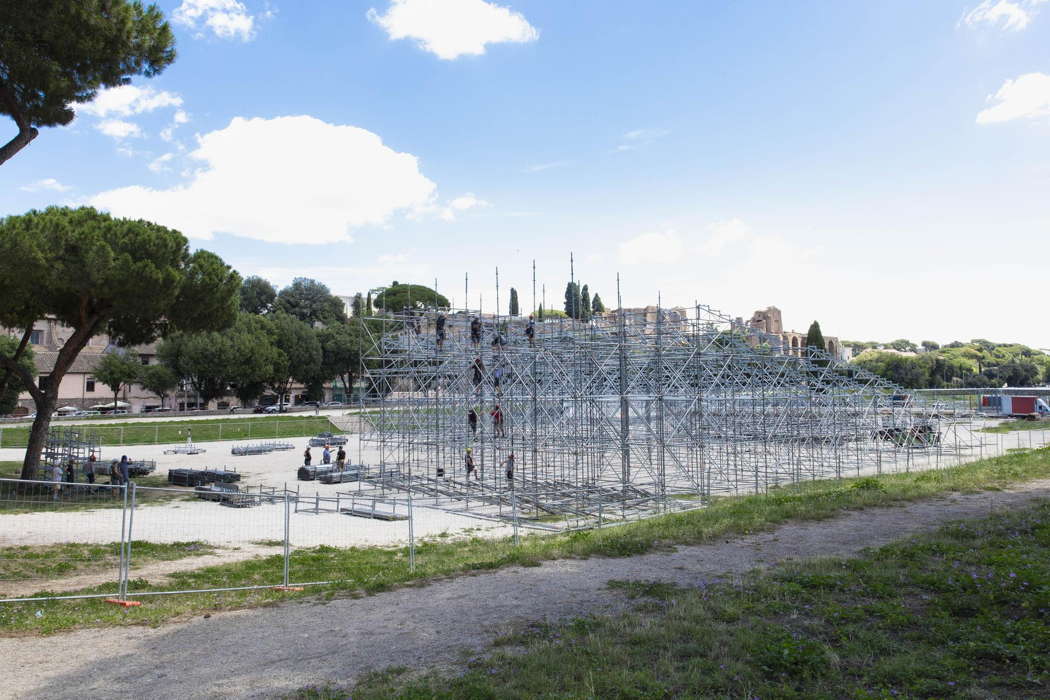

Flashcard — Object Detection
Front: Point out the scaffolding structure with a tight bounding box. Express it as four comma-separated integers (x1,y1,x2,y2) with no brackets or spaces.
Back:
358,299,982,530
42,427,102,473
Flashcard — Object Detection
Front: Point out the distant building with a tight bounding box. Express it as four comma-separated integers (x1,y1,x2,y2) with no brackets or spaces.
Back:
747,306,845,361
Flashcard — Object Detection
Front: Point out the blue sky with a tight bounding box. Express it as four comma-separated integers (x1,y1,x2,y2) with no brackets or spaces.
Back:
3,0,1049,346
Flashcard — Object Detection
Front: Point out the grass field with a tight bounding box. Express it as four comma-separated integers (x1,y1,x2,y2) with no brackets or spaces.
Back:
339,499,1050,699
1,447,1049,634
981,418,1050,434
0,415,339,448
0,541,217,583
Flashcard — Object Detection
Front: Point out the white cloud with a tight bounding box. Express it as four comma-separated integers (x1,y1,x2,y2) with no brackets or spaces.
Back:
97,119,143,140
89,115,438,244
960,0,1047,31
368,0,538,60
79,85,183,118
616,128,670,152
174,0,256,41
698,218,751,256
525,160,571,173
976,72,1050,123
173,110,190,125
148,153,176,173
19,178,71,193
617,230,685,266
440,193,490,221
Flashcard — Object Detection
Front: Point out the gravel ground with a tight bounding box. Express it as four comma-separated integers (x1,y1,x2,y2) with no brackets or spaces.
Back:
2,479,1047,700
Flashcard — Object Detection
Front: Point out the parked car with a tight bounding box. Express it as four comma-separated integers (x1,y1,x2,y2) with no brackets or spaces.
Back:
263,405,285,414
323,401,344,408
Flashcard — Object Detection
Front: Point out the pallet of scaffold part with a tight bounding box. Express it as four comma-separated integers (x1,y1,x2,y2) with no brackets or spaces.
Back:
297,464,337,481
340,506,408,521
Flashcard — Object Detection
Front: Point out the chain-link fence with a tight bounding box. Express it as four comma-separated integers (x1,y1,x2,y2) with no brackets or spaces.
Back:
0,417,345,449
1,425,1047,606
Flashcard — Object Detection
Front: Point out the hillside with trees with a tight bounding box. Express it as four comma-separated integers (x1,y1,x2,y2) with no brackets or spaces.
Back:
849,339,1050,389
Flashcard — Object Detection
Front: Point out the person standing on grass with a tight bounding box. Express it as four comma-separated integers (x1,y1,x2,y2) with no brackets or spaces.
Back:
303,447,312,466
336,446,346,471
186,427,193,445
65,459,76,484
322,445,332,464
109,460,121,488
119,455,130,484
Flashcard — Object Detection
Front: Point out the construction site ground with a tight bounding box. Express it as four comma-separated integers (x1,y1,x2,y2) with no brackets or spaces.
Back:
2,477,1047,700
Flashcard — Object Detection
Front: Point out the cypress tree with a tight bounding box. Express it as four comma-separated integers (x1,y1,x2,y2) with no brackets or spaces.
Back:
509,288,519,316
580,285,591,321
805,321,826,356
592,293,605,314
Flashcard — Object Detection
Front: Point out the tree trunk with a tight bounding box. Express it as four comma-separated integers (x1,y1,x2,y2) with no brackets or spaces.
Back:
21,389,57,480
19,318,99,479
0,126,38,167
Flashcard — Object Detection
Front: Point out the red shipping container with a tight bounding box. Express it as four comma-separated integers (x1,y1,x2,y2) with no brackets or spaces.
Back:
1010,397,1036,414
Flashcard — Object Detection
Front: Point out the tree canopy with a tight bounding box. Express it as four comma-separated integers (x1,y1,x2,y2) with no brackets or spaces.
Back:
591,293,605,314
139,363,178,407
0,0,176,166
0,336,33,415
94,351,141,408
805,321,825,352
374,283,449,311
853,339,1050,389
267,312,323,408
0,206,239,477
239,276,277,315
275,277,346,326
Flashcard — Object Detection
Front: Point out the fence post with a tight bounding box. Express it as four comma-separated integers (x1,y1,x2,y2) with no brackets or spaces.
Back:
219,423,223,441
123,482,137,599
511,486,520,547
283,491,291,587
117,481,129,599
408,492,415,572
155,424,159,445
249,421,252,440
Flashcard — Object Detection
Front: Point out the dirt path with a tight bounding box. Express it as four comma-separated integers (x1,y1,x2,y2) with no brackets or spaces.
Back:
3,480,1049,700
0,544,282,598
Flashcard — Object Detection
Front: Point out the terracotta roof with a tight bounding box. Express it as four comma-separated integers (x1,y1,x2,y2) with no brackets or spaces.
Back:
33,352,106,375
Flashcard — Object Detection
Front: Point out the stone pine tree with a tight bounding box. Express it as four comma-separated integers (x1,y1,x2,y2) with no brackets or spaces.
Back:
0,207,241,479
591,293,605,314
239,276,276,314
276,278,347,326
0,336,34,415
508,288,519,316
94,351,142,412
0,0,176,166
805,321,826,357
580,285,591,322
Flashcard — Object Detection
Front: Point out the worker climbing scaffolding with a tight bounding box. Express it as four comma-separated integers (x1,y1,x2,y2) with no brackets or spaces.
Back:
435,313,447,350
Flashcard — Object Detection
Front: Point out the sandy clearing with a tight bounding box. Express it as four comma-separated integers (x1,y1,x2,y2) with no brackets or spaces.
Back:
1,479,1047,700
